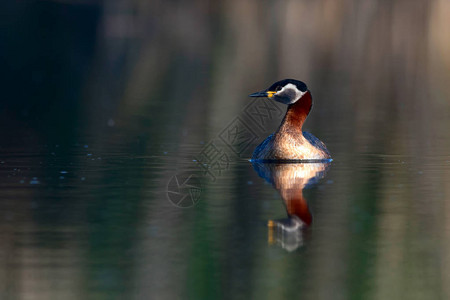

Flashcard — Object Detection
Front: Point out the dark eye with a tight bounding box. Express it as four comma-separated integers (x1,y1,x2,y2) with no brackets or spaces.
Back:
275,86,283,92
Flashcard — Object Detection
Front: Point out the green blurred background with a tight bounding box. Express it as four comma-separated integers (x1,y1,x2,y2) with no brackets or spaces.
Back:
1,0,450,299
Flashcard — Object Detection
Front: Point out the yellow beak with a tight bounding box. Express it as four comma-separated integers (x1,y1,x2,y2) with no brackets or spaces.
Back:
267,91,276,98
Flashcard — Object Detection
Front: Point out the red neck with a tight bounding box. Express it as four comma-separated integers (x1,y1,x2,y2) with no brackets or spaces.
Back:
278,91,312,132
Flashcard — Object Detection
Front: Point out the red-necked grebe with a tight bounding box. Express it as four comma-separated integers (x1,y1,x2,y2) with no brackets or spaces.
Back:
249,79,331,161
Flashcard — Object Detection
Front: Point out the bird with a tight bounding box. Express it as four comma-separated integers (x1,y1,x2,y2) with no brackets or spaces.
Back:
249,79,331,161
252,161,330,251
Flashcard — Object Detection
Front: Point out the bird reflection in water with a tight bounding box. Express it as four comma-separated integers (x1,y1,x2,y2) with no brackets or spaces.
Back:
252,161,330,251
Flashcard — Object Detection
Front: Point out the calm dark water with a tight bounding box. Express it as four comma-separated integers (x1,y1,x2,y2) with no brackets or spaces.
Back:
1,110,449,299
2,1,450,299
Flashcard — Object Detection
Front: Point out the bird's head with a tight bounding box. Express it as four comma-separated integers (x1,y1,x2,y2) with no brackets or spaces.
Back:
249,79,309,105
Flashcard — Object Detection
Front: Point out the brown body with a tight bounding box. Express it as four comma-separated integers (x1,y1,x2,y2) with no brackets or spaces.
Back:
252,91,330,161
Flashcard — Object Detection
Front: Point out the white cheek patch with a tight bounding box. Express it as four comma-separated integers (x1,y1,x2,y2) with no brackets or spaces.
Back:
276,83,306,104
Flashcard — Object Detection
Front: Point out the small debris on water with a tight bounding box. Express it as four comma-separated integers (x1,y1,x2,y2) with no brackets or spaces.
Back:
30,177,40,185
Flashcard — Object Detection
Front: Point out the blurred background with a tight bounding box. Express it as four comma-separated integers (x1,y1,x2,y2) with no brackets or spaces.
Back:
1,0,450,299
